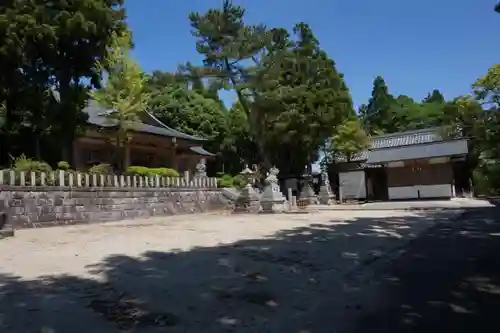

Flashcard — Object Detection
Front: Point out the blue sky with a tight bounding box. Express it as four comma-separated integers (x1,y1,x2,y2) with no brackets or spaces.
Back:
126,0,500,108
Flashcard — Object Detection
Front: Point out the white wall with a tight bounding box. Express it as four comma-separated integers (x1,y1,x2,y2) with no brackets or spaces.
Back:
388,184,453,200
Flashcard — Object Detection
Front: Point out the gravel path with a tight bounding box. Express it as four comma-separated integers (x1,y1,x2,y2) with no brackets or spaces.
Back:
0,210,462,332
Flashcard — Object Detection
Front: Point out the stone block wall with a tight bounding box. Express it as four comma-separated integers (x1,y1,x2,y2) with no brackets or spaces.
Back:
0,186,226,229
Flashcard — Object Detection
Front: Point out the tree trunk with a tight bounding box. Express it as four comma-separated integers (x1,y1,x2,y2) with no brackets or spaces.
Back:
58,74,75,164
223,58,271,171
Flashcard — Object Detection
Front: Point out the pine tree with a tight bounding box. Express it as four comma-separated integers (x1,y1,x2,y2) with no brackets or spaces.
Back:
188,0,272,166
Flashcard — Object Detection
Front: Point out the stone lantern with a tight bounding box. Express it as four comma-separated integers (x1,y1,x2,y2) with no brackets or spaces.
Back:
234,165,261,214
299,165,318,205
260,166,286,213
318,166,334,205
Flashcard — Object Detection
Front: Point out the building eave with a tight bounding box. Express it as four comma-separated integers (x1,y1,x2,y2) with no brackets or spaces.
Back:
83,100,207,141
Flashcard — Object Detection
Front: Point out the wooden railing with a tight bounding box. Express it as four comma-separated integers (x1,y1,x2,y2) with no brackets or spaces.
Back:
0,170,218,189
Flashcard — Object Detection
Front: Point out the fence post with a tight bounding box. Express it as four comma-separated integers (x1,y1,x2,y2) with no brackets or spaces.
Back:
58,170,65,187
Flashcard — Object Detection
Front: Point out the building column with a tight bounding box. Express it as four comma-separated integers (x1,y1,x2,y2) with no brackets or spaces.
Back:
124,143,131,169
72,141,83,170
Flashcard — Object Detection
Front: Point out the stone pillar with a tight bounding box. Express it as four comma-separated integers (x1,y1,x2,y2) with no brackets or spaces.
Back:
260,166,286,213
124,144,131,170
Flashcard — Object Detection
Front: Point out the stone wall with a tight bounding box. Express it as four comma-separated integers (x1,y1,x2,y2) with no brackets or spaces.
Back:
0,186,226,229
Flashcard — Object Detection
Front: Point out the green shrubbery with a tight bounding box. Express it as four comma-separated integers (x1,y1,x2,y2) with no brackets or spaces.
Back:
125,166,180,178
5,154,54,185
10,154,52,173
56,161,70,171
473,164,500,196
1,156,184,186
88,163,114,175
216,173,248,188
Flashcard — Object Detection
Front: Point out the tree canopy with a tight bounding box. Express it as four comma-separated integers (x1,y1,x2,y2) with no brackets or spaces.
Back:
188,1,355,175
2,0,500,195
0,0,127,165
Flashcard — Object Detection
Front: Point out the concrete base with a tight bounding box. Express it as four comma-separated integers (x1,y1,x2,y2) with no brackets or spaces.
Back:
260,186,287,213
234,185,261,214
259,202,287,213
0,213,13,239
0,229,14,239
299,183,318,205
318,185,334,205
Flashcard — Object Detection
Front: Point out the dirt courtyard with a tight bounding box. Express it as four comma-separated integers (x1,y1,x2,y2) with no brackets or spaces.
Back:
0,209,462,332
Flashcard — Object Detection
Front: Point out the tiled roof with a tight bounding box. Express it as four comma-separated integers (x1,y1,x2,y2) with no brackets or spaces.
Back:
336,128,444,162
190,146,215,157
371,128,441,149
83,100,205,141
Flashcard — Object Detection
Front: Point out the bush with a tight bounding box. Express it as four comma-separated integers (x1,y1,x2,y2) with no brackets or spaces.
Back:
57,161,70,171
125,166,179,178
217,174,234,188
149,167,179,178
473,164,500,196
88,163,114,175
10,154,52,173
125,166,151,176
8,154,53,185
232,174,248,189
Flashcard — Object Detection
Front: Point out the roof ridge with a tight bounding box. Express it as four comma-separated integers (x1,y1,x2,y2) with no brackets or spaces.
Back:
371,127,441,139
144,111,205,141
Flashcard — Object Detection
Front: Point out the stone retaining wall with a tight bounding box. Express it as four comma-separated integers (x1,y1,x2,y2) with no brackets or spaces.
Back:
0,186,226,229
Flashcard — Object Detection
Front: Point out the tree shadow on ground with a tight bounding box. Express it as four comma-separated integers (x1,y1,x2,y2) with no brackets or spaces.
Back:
347,204,500,333
0,207,499,332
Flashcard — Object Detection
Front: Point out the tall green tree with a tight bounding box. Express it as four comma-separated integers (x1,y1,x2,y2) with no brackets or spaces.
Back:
90,32,149,171
423,89,445,104
40,0,127,160
189,2,355,175
330,118,368,162
254,22,355,175
473,64,500,158
148,84,226,143
361,76,394,134
0,0,127,165
188,0,274,167
387,94,444,131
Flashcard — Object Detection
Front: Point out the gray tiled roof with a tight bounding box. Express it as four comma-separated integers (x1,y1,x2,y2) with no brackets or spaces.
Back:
190,146,215,157
83,100,205,142
366,139,468,164
337,128,446,162
371,128,441,149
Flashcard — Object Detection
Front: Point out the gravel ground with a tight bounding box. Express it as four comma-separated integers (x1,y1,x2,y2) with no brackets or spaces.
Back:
340,204,500,333
0,209,463,333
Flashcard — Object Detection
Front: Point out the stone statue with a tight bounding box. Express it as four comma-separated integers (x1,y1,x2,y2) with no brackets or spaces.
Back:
195,158,207,178
261,166,286,213
265,166,280,192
